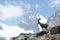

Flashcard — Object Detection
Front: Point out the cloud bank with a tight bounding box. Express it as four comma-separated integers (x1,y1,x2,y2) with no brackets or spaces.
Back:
0,0,31,21
0,23,34,40
0,5,24,20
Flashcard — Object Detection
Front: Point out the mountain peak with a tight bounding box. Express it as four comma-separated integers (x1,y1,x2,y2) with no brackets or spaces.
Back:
47,10,60,30
19,13,47,32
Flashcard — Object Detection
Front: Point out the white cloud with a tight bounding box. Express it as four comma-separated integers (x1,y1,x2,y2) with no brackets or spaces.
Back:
49,0,60,7
0,0,31,20
35,4,40,8
0,23,34,40
0,5,24,20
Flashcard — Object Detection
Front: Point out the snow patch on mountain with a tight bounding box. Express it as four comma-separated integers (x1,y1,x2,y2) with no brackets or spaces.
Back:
19,13,47,32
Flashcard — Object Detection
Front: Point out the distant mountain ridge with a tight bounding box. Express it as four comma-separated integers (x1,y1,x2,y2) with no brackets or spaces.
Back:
47,10,60,30
19,13,47,33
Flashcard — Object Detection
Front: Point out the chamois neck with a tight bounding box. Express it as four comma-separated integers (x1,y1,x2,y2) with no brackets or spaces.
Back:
38,19,41,25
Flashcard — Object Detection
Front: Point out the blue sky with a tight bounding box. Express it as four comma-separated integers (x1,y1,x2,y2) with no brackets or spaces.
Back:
0,0,60,26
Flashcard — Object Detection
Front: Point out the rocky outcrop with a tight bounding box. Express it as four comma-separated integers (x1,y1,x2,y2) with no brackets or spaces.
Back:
50,26,60,35
10,33,32,40
10,25,60,40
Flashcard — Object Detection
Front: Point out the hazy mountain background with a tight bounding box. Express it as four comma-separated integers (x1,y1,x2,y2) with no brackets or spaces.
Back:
19,13,47,32
47,10,60,30
0,14,47,40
